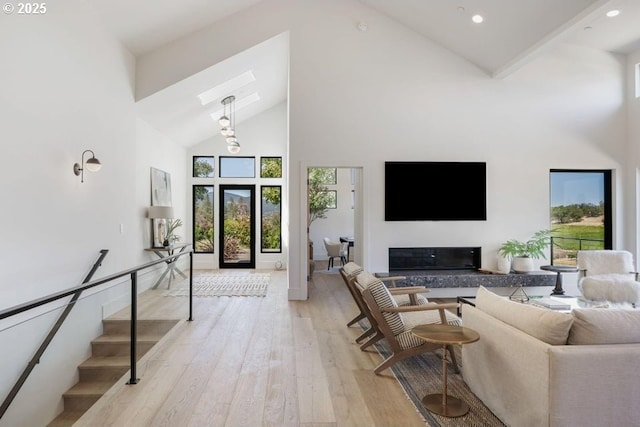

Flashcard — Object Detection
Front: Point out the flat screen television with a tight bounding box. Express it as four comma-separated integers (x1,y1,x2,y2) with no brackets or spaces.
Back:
385,161,487,221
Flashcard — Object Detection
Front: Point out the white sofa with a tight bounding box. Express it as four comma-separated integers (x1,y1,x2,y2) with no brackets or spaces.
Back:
461,286,640,427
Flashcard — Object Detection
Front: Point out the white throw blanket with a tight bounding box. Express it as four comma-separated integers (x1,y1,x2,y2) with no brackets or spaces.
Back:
580,273,640,304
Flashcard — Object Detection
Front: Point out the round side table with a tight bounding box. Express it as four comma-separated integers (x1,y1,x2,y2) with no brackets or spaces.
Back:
540,265,578,296
411,323,480,417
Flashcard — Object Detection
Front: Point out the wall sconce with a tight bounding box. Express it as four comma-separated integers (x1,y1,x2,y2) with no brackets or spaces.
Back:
73,149,102,183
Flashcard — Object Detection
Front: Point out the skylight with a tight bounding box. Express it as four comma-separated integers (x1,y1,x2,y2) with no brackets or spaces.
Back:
197,71,256,106
210,92,261,122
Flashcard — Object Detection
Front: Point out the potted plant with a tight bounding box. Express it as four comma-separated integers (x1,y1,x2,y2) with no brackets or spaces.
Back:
499,229,552,273
163,218,183,247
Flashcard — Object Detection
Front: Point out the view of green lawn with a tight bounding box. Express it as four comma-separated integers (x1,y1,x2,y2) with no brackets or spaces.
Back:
550,218,605,265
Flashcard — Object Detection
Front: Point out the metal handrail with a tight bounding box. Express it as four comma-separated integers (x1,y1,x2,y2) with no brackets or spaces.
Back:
0,249,192,320
0,246,194,420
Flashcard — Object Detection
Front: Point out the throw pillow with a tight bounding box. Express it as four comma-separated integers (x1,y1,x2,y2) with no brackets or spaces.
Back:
474,286,574,345
568,308,640,344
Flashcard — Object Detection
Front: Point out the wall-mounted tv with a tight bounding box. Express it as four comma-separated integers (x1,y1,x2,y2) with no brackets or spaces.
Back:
385,161,487,221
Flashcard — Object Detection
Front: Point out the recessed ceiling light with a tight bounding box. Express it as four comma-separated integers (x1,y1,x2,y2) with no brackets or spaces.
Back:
197,71,256,106
472,14,484,23
606,9,620,17
210,92,261,122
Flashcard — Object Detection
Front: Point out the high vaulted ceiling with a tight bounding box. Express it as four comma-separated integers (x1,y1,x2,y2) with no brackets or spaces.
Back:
90,0,640,147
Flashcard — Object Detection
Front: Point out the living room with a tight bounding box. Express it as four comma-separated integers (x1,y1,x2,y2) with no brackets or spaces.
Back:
1,0,640,425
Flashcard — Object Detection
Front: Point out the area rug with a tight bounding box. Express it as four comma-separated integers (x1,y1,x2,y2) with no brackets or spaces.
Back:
374,340,506,426
163,272,270,297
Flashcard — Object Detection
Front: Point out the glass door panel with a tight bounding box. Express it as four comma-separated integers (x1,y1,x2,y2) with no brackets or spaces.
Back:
219,185,255,268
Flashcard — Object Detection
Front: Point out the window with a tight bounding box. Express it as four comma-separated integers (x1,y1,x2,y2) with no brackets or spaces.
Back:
308,167,336,185
319,190,337,209
193,156,214,177
193,185,214,253
260,157,282,178
261,186,281,253
549,170,612,266
219,156,255,178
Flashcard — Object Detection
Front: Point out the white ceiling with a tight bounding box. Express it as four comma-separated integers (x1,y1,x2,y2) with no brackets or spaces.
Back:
90,0,640,147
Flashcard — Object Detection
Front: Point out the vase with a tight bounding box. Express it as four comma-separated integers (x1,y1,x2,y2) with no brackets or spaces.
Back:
512,257,534,273
496,254,511,274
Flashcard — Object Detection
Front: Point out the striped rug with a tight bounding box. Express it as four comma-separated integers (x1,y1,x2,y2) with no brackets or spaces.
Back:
373,339,506,426
163,272,270,297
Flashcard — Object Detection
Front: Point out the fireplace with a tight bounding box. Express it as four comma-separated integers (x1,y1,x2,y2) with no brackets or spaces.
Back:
388,247,481,271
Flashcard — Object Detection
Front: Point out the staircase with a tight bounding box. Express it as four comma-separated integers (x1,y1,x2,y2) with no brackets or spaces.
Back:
47,319,178,427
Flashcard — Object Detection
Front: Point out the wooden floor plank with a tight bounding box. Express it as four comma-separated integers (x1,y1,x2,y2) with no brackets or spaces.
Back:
73,268,426,427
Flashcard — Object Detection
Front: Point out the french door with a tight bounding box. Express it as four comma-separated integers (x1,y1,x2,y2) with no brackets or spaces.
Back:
219,185,256,268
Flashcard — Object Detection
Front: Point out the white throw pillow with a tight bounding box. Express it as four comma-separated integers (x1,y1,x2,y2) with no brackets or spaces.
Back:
474,286,573,345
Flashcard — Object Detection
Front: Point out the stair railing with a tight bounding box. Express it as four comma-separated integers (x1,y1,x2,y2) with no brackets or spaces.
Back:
0,247,194,420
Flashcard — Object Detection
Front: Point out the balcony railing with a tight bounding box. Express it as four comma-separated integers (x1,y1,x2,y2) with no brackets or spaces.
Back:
550,236,605,266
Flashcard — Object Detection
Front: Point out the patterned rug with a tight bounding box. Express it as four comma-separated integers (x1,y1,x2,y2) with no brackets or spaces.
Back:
374,339,505,426
163,272,270,297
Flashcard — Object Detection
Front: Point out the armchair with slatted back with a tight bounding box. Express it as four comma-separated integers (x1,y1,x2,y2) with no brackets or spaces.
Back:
339,263,430,350
577,250,640,307
356,271,462,374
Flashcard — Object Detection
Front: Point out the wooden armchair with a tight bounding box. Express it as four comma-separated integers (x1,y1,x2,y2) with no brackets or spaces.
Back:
339,263,430,350
357,271,461,374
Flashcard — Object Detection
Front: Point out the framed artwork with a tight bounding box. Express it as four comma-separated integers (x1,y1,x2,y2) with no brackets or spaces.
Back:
151,167,172,206
150,167,172,247
193,156,215,178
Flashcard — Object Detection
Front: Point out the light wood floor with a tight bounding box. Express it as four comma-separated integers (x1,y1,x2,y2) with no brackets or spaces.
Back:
73,267,428,427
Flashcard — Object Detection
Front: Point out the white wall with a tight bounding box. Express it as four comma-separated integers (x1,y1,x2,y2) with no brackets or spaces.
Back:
188,102,288,270
627,50,640,259
0,3,187,426
136,0,630,299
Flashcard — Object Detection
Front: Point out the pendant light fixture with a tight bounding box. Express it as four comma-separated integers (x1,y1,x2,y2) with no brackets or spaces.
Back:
219,95,240,154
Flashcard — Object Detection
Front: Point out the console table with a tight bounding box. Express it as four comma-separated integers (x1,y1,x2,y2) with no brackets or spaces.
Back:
145,243,191,289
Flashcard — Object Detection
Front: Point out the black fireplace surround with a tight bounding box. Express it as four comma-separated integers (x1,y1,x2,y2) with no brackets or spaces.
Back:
389,247,481,271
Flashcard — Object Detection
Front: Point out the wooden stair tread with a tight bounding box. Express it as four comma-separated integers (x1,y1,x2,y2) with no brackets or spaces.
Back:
64,381,113,396
92,334,163,343
45,318,178,426
79,356,132,368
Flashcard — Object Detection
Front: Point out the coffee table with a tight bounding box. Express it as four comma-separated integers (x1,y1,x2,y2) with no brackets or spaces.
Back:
411,324,480,417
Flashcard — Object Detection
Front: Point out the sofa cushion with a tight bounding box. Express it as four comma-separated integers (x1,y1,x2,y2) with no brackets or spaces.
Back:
475,286,573,345
568,308,640,344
